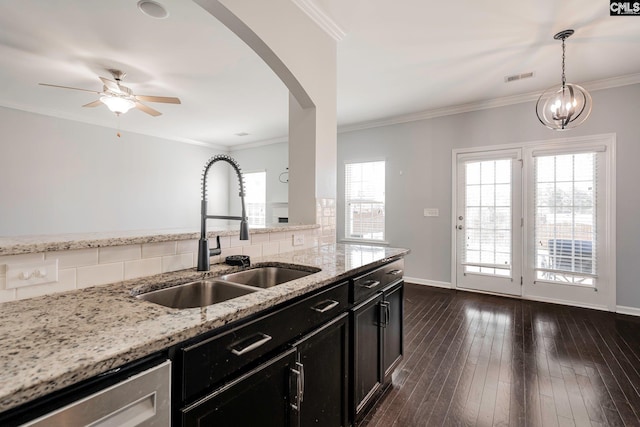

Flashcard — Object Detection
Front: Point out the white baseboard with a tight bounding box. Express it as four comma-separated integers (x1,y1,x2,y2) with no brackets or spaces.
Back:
404,277,452,289
617,305,640,317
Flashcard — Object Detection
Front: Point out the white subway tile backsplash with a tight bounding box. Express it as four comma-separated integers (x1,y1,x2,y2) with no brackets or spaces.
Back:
99,245,141,263
124,258,162,280
229,235,250,248
142,241,177,258
279,239,294,254
262,242,280,256
162,253,193,273
269,232,285,242
177,239,198,254
251,233,270,244
242,245,262,258
45,248,98,268
77,263,124,288
0,288,16,303
0,253,45,265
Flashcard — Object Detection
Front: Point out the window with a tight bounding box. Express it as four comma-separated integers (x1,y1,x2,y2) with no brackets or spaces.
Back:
534,151,598,286
244,171,266,226
345,161,385,241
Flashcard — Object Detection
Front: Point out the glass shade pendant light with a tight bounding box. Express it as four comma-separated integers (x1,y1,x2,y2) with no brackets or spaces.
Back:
536,29,592,130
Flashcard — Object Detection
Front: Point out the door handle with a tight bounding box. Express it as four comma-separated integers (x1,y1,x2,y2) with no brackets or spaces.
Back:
290,362,305,410
229,333,272,356
360,279,381,289
311,299,339,313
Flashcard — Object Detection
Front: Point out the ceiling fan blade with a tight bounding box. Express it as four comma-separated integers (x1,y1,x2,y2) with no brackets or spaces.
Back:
135,95,181,104
135,101,162,117
39,83,101,94
82,100,103,108
99,77,122,93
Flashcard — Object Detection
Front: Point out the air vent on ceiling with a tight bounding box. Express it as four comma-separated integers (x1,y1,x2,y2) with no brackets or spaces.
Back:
235,132,249,137
504,72,535,83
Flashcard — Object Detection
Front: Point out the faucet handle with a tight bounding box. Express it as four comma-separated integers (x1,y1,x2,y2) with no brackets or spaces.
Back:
210,235,222,257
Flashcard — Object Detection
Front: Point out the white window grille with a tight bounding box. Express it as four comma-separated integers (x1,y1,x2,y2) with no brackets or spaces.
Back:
243,171,266,226
345,161,385,241
533,151,599,286
463,159,512,277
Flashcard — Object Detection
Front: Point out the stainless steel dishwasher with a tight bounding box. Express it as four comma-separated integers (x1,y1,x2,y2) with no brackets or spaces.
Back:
21,360,171,427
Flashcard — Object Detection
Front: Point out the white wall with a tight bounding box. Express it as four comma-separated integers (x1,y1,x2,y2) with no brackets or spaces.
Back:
229,141,289,223
0,107,227,236
338,83,640,309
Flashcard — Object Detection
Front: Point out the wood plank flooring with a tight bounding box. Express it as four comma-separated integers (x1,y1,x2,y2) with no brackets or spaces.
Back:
359,284,640,427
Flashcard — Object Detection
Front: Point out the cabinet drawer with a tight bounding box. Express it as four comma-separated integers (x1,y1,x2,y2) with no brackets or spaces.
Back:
351,259,404,303
181,281,348,402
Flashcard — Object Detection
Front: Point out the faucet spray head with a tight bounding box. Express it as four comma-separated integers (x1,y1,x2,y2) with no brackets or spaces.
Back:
240,219,250,240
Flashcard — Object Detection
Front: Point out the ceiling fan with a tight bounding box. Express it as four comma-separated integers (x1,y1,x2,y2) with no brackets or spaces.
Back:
39,69,181,116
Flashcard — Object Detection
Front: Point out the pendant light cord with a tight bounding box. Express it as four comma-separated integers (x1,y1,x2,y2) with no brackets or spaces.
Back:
561,37,566,88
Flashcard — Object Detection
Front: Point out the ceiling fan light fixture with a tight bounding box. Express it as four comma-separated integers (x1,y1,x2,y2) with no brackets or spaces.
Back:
536,29,592,130
100,96,135,115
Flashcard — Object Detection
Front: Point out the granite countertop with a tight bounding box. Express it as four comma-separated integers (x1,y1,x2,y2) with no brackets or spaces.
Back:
0,224,319,256
0,243,408,413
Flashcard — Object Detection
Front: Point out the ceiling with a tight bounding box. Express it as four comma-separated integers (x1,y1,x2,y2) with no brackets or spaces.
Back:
0,0,639,148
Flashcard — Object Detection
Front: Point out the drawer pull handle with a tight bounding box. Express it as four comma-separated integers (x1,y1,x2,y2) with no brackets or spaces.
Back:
388,269,403,276
230,333,272,356
311,299,339,313
360,279,381,289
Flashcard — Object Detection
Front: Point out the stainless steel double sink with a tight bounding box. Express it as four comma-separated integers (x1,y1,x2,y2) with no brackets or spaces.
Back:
136,266,320,309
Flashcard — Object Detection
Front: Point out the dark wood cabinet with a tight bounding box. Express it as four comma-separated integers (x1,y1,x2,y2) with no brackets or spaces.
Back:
181,348,298,427
351,279,404,421
351,293,384,416
294,313,349,427
382,281,404,379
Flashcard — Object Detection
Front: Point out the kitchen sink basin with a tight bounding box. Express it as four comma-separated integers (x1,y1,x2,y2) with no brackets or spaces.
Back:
136,280,258,309
220,266,320,289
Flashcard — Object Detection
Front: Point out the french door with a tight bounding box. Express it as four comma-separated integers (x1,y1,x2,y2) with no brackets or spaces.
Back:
453,135,615,310
455,149,523,296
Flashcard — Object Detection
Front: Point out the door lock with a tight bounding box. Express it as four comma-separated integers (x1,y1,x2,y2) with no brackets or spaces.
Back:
457,225,463,230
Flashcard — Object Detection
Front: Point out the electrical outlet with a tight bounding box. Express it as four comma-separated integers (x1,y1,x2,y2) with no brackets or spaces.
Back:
292,234,305,246
423,208,439,217
5,259,59,289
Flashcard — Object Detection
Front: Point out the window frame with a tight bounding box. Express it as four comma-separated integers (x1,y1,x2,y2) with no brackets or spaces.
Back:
343,159,387,244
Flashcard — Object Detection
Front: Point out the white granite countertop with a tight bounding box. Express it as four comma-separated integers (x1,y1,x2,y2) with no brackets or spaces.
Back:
0,224,319,256
0,243,408,413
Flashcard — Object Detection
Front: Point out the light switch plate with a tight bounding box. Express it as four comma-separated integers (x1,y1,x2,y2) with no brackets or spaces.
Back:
424,208,439,217
5,259,59,289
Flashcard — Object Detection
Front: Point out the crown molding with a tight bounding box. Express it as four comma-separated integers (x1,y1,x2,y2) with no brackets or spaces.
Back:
291,0,346,42
228,135,289,152
338,72,640,134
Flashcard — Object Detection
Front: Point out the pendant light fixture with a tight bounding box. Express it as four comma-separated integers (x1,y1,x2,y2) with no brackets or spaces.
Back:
535,29,592,130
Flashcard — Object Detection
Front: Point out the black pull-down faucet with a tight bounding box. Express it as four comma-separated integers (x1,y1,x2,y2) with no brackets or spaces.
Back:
197,155,249,271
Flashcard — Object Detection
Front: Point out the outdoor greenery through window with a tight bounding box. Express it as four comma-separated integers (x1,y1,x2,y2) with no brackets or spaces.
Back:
345,161,385,241
244,171,266,226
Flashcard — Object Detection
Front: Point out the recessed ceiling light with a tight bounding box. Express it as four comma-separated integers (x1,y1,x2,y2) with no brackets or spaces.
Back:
235,132,250,136
137,0,169,19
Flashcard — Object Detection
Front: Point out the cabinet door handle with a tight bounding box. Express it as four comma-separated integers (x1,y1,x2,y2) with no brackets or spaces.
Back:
290,363,304,411
360,279,381,289
385,302,391,327
388,269,403,276
229,333,272,356
296,361,305,403
311,299,339,313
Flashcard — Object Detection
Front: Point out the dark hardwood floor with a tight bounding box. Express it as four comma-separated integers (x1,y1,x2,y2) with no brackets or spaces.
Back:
359,284,640,427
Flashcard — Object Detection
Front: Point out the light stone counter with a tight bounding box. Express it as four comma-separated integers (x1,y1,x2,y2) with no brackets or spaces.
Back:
0,224,319,256
0,243,408,413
